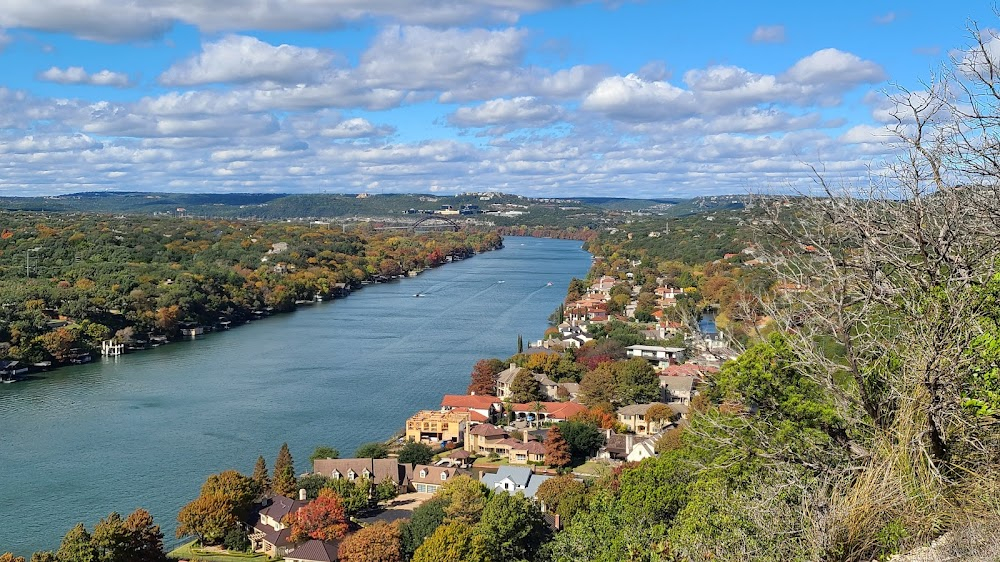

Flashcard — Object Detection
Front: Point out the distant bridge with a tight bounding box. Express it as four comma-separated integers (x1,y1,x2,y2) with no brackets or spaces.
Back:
374,216,461,232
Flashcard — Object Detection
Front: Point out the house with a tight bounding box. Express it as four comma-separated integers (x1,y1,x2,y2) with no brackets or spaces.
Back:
411,464,464,493
510,401,587,425
250,494,309,556
495,365,561,401
284,540,340,562
440,394,502,422
654,287,684,306
626,344,685,367
616,402,675,436
659,375,697,404
509,440,546,464
589,275,617,295
465,423,509,454
312,458,412,493
597,431,644,462
404,409,469,445
627,430,671,463
481,466,552,500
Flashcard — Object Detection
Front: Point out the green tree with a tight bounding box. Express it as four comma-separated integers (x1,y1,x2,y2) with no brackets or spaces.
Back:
411,522,484,562
535,475,587,523
614,358,659,406
375,477,399,504
222,527,250,553
474,492,550,562
272,464,298,498
56,523,97,562
309,445,340,463
438,475,489,524
273,442,294,484
509,369,541,403
517,334,523,354
397,440,434,466
324,477,371,516
557,420,605,460
30,552,57,562
355,441,389,459
400,497,448,558
544,425,573,468
251,455,270,493
297,473,331,500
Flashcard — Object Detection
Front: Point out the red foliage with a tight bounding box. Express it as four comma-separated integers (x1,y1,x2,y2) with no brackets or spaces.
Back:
285,488,349,543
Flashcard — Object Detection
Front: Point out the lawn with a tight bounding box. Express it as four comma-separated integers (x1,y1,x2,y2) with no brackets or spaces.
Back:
572,460,613,479
168,541,270,562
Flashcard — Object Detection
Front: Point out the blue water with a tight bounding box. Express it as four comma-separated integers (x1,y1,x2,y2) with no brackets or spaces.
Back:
0,236,591,555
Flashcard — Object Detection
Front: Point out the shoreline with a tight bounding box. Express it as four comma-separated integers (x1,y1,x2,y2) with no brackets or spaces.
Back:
0,237,505,387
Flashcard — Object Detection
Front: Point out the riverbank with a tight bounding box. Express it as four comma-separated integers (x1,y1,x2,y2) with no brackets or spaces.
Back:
0,236,504,387
0,236,590,556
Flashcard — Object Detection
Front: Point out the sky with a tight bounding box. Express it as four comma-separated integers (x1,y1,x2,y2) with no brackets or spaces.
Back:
0,1,996,198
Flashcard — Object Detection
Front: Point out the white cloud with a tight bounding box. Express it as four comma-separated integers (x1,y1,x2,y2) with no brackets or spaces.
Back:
751,25,785,44
0,0,592,42
874,12,896,25
783,48,885,86
449,96,565,128
160,35,336,86
319,118,395,139
39,66,132,87
581,74,696,121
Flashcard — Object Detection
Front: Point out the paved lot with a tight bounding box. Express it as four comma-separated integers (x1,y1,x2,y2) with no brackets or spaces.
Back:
357,492,434,524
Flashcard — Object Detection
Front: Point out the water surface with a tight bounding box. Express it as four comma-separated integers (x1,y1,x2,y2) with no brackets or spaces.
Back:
0,236,591,555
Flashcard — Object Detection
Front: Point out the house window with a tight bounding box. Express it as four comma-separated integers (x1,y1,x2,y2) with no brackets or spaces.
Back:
440,471,448,481
419,469,428,478
348,470,356,481
331,470,341,479
362,469,371,479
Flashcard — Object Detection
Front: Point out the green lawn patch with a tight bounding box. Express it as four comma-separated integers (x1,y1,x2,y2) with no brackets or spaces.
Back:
168,541,270,562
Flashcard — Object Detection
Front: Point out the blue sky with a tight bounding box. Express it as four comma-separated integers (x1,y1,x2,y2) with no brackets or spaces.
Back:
0,1,995,197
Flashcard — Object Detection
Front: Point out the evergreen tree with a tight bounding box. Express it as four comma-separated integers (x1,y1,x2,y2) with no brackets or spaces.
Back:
509,369,541,403
252,455,270,493
517,334,523,354
272,443,297,496
56,524,97,562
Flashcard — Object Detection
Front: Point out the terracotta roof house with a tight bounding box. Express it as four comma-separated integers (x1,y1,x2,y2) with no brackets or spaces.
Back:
440,394,502,421
481,466,551,500
511,401,587,424
313,458,412,492
284,540,340,562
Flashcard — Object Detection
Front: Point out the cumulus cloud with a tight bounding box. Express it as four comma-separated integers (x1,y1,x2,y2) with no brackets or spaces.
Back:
319,118,395,139
581,74,696,121
751,25,785,44
783,48,885,86
39,66,132,87
160,35,337,86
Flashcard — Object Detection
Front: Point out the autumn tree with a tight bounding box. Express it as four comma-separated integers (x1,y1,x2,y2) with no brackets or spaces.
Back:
0,554,25,562
92,509,166,562
30,552,56,562
509,369,541,403
200,470,260,520
285,488,349,543
337,520,404,562
467,358,505,395
535,475,587,523
645,403,674,433
176,493,237,545
544,425,572,468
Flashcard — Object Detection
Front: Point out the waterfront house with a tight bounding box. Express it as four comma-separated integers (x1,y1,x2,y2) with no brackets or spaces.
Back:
616,402,675,436
440,394,502,422
495,364,562,401
481,466,551,500
312,458,412,493
626,344,685,367
404,409,469,446
250,494,308,557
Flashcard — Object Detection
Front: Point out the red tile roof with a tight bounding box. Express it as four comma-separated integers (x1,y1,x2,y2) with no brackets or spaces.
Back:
441,394,500,410
511,401,587,419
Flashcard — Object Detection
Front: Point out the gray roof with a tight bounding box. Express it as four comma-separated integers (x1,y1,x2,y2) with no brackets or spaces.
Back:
659,375,696,394
313,458,410,485
496,364,523,385
617,402,670,416
258,495,308,523
481,466,551,499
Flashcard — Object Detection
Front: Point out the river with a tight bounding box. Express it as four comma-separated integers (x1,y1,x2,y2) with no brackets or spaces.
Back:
0,236,591,555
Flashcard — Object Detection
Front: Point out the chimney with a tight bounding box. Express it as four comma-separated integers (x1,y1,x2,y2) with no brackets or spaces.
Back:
298,488,307,501
523,429,529,444
510,362,516,370
554,513,561,530
625,434,634,452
